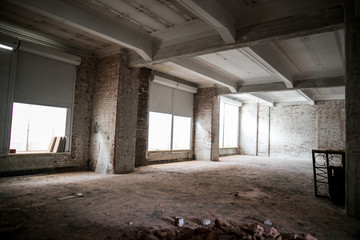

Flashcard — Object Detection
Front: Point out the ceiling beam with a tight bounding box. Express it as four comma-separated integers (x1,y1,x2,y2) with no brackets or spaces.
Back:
177,0,236,44
296,90,315,105
250,93,274,107
173,58,237,93
240,47,294,88
8,0,153,61
130,6,344,67
216,76,344,95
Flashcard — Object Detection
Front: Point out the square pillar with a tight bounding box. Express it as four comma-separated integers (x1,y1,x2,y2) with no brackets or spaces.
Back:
135,68,151,167
344,0,360,217
193,88,219,161
89,54,140,174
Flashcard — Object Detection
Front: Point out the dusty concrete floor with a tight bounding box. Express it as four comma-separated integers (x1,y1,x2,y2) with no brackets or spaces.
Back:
0,155,359,239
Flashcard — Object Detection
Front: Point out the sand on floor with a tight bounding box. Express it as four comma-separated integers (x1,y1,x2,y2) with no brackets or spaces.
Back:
0,155,359,239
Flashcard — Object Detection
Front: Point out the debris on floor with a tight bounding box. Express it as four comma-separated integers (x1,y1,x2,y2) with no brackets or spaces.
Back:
174,217,184,227
58,192,84,201
128,219,318,240
201,219,211,226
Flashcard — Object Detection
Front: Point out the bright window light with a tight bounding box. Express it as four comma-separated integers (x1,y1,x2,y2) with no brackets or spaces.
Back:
0,43,13,51
219,102,239,148
10,103,67,152
173,116,191,150
148,112,172,151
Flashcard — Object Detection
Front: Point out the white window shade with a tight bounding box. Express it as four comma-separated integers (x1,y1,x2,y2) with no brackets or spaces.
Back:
14,51,76,108
149,82,173,114
150,82,194,118
173,89,193,118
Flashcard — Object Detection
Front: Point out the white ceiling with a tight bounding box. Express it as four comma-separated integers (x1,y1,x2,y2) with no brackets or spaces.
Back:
0,0,345,105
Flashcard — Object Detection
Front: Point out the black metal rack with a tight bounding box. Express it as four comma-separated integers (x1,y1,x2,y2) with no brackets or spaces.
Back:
312,149,345,205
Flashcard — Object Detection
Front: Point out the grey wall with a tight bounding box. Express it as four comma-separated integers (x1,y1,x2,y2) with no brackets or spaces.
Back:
239,100,345,159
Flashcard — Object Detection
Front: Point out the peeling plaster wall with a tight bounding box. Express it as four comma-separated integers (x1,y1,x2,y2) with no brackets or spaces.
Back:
239,100,345,160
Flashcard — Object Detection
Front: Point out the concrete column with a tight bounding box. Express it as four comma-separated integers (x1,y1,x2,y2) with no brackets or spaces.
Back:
114,57,140,174
90,55,120,174
193,88,219,161
344,0,360,217
89,54,140,174
71,57,96,168
135,68,151,167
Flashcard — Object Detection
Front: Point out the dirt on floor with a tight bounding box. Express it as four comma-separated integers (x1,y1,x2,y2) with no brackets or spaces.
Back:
0,155,359,240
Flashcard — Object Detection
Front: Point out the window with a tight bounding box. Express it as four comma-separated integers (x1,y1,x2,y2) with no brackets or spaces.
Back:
148,82,194,151
172,116,191,150
148,112,192,151
10,103,67,152
219,101,239,148
148,112,172,151
0,42,78,154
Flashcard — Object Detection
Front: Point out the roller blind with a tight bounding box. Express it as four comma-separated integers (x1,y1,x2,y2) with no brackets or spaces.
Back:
14,51,76,108
173,88,193,117
0,49,12,153
149,82,173,114
149,82,193,118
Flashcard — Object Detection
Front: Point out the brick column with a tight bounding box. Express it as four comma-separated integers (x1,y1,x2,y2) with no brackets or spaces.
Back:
89,54,140,174
193,88,219,161
344,0,360,217
135,68,151,167
72,57,96,168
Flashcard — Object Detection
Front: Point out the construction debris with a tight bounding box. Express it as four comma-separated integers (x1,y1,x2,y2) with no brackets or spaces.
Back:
174,217,184,227
201,219,211,226
58,193,84,201
127,218,318,240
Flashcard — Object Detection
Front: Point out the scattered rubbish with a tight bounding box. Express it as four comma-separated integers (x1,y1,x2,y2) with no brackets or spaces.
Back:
268,227,280,238
264,219,272,226
128,221,133,226
215,218,230,227
58,193,84,201
201,219,211,226
130,218,318,240
234,192,240,197
174,217,184,227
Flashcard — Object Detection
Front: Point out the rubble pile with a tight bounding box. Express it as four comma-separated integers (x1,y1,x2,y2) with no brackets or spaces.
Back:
126,218,318,240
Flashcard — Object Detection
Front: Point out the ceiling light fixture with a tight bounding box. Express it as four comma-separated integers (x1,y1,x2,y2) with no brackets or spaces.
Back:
0,43,13,51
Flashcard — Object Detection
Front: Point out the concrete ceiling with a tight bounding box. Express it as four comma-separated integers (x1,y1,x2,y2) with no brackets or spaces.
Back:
0,0,345,105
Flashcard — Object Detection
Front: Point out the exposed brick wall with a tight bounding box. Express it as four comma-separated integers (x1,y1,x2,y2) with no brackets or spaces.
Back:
270,104,317,159
135,68,151,167
193,88,219,161
89,55,121,174
239,100,345,160
316,100,345,150
71,57,96,167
